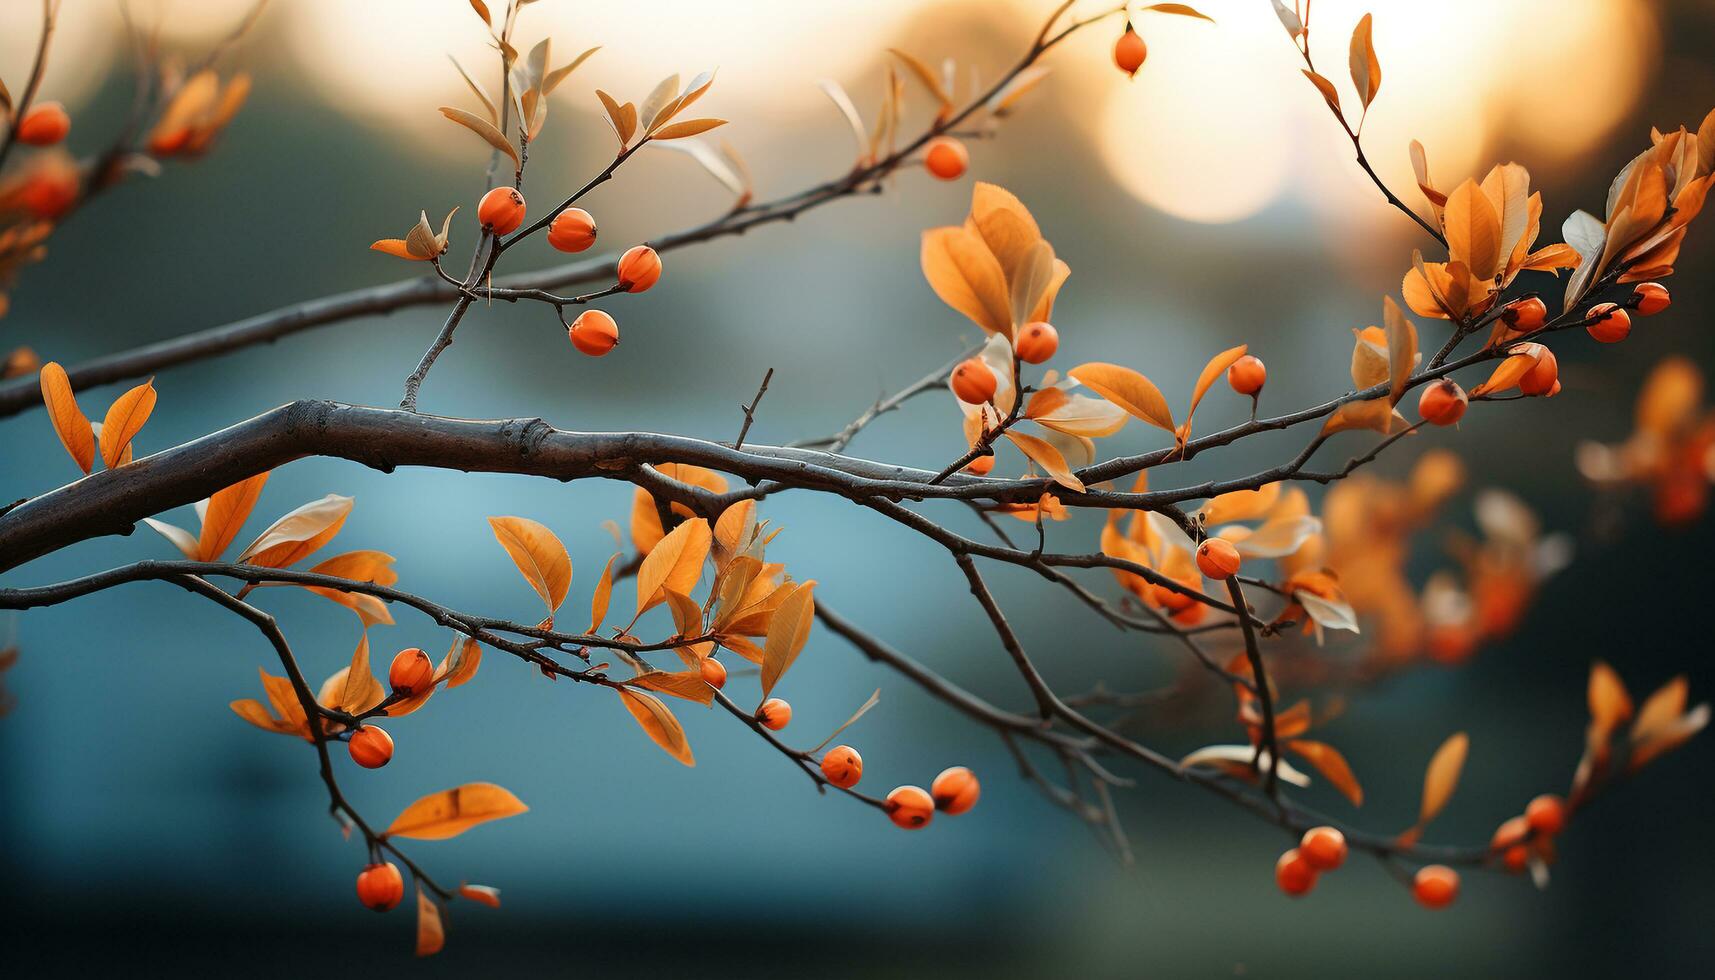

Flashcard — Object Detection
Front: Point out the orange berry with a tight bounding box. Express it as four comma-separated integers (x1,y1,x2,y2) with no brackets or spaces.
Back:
348,725,395,769
1584,303,1630,343
885,785,935,830
546,207,598,253
931,766,980,815
477,186,526,235
388,647,433,695
1633,282,1670,316
356,861,405,911
1412,865,1460,909
1227,354,1266,396
820,744,863,789
758,697,792,731
1525,794,1566,837
18,166,78,220
1299,826,1347,871
950,358,998,405
17,102,70,145
1195,538,1242,579
1113,28,1148,77
1417,378,1468,426
700,657,727,690
1275,848,1317,897
617,244,662,292
569,309,619,356
1518,346,1559,397
1503,297,1548,331
924,137,968,181
1014,321,1059,363
964,453,995,476
1491,815,1531,873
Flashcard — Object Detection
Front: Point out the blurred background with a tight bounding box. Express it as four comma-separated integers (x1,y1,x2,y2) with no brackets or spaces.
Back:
2,0,1713,975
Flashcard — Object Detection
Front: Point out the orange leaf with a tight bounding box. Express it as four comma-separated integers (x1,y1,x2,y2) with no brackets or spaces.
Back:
198,472,269,561
589,552,619,633
1069,363,1175,432
1286,739,1364,806
921,226,1012,336
1178,344,1248,446
1347,13,1381,109
98,378,156,469
1417,731,1467,827
488,516,572,613
38,362,93,474
238,494,352,568
459,884,501,908
759,580,815,698
1003,430,1086,492
631,667,715,706
416,887,445,957
370,239,428,261
616,687,695,765
383,783,528,840
636,517,711,614
1301,69,1342,115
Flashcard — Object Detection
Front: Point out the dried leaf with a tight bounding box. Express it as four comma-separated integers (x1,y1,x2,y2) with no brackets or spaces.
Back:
1301,69,1342,116
810,688,881,753
237,494,352,568
142,518,199,559
488,516,572,614
889,48,952,112
384,783,528,840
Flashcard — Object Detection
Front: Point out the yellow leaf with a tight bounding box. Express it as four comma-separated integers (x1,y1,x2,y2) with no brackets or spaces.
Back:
1003,430,1085,492
384,782,529,840
1286,739,1364,806
238,494,353,568
198,472,269,561
759,580,815,698
38,362,93,474
438,105,518,168
636,518,711,614
416,887,445,957
1417,731,1467,827
487,516,572,613
1069,363,1175,432
98,378,156,469
616,687,695,765
921,226,1013,336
